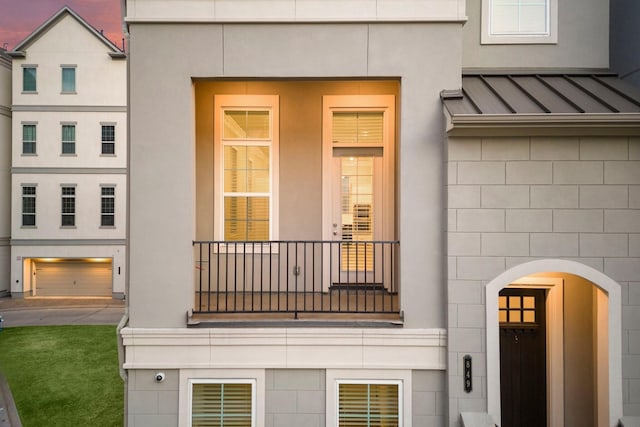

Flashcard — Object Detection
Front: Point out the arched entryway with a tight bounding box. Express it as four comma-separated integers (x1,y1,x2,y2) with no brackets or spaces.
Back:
485,259,622,427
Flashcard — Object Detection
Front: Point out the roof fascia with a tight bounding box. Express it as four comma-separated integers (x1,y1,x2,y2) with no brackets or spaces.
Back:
445,113,640,137
11,6,124,58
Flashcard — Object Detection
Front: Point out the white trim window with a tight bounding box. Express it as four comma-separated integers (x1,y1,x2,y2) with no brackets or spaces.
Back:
189,379,256,427
214,95,279,242
337,380,401,427
22,123,37,155
482,0,557,44
61,123,76,155
22,65,37,92
101,124,115,155
100,186,115,227
21,185,36,227
61,65,76,93
61,185,76,227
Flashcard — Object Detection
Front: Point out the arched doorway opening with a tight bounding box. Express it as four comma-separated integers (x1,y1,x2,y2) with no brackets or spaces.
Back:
485,260,622,427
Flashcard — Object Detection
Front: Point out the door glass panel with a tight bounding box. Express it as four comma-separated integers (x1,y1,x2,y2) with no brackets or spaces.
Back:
340,156,374,271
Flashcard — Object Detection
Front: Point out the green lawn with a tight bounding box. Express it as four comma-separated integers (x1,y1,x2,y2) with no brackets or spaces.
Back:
0,325,124,427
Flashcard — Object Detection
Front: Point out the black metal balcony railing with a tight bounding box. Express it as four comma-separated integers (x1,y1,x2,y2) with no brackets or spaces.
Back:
193,240,400,317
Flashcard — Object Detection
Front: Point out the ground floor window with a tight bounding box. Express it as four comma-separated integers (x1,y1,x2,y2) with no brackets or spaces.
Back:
337,380,400,427
190,379,255,427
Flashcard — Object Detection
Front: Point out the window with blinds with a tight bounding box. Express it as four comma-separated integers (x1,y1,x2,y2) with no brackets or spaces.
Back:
338,382,400,427
332,112,383,146
191,381,254,427
222,109,271,241
62,124,76,154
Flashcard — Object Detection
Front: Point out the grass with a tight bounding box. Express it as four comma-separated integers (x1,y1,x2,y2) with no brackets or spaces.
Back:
0,325,124,427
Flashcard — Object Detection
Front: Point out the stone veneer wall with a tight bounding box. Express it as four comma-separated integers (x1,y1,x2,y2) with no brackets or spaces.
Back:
446,136,640,425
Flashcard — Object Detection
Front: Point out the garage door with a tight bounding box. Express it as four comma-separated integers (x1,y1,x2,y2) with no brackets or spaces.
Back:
35,260,112,297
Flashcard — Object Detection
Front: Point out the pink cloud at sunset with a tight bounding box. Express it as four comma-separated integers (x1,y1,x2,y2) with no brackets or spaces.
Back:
0,0,124,51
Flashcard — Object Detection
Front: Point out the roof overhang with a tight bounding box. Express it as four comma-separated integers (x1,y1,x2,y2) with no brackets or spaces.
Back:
444,111,640,137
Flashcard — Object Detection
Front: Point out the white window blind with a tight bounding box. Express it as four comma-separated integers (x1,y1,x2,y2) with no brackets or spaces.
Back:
332,112,383,145
338,382,399,427
192,382,253,427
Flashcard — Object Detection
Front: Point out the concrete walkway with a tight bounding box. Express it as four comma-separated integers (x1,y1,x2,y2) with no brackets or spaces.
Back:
0,296,125,427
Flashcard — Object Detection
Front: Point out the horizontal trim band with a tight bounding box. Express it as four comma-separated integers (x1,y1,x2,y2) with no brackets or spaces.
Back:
12,168,126,174
11,239,126,246
12,105,126,112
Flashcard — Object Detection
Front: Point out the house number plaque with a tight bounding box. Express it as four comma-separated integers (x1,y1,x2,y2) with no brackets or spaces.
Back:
463,355,472,393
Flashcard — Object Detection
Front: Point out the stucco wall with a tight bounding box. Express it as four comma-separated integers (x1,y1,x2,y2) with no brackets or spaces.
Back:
446,135,640,425
128,22,462,328
462,0,609,69
0,55,10,295
610,0,640,87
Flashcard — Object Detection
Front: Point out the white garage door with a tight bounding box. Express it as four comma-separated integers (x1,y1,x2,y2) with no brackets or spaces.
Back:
35,260,112,297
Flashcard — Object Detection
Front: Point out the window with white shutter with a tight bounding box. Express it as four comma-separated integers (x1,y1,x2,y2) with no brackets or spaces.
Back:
190,380,255,427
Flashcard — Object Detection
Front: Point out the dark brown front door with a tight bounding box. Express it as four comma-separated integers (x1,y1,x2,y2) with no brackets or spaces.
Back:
499,288,547,427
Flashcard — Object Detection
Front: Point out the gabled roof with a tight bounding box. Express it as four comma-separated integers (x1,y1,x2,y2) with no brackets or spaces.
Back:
442,73,640,136
9,6,125,59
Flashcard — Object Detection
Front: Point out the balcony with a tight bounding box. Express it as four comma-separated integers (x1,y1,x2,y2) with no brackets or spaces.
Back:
192,240,400,325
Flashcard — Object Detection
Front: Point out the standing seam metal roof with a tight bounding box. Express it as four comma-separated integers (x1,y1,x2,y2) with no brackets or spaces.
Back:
442,74,640,116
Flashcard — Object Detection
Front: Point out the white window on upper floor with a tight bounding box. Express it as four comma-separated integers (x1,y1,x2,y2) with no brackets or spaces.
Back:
21,185,36,227
22,123,37,155
189,379,256,427
101,124,115,155
61,65,76,93
61,185,76,227
61,123,76,155
22,65,37,92
214,95,279,242
100,186,115,227
482,0,557,44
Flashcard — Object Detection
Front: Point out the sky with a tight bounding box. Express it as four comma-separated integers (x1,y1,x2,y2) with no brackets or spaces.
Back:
0,0,124,51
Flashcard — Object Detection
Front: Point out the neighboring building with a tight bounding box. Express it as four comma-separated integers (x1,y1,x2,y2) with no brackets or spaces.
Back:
8,7,127,298
610,0,640,88
120,1,640,427
0,48,11,296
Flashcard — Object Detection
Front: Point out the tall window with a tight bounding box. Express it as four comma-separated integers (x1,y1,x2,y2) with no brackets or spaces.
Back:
61,186,76,227
214,95,279,241
190,380,255,427
61,124,76,154
22,186,36,227
337,381,400,426
101,186,115,227
22,66,36,92
101,124,115,155
22,124,36,154
61,66,76,92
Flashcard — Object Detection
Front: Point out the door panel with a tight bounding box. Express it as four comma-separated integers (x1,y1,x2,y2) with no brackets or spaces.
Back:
500,288,547,427
35,260,112,297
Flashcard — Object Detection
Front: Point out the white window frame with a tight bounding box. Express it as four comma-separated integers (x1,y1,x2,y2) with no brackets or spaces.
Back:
21,184,37,228
100,123,116,155
100,185,116,228
481,0,558,44
22,65,37,93
61,184,76,228
326,369,411,427
213,95,279,245
61,64,77,94
180,369,265,427
61,122,76,155
22,122,37,155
